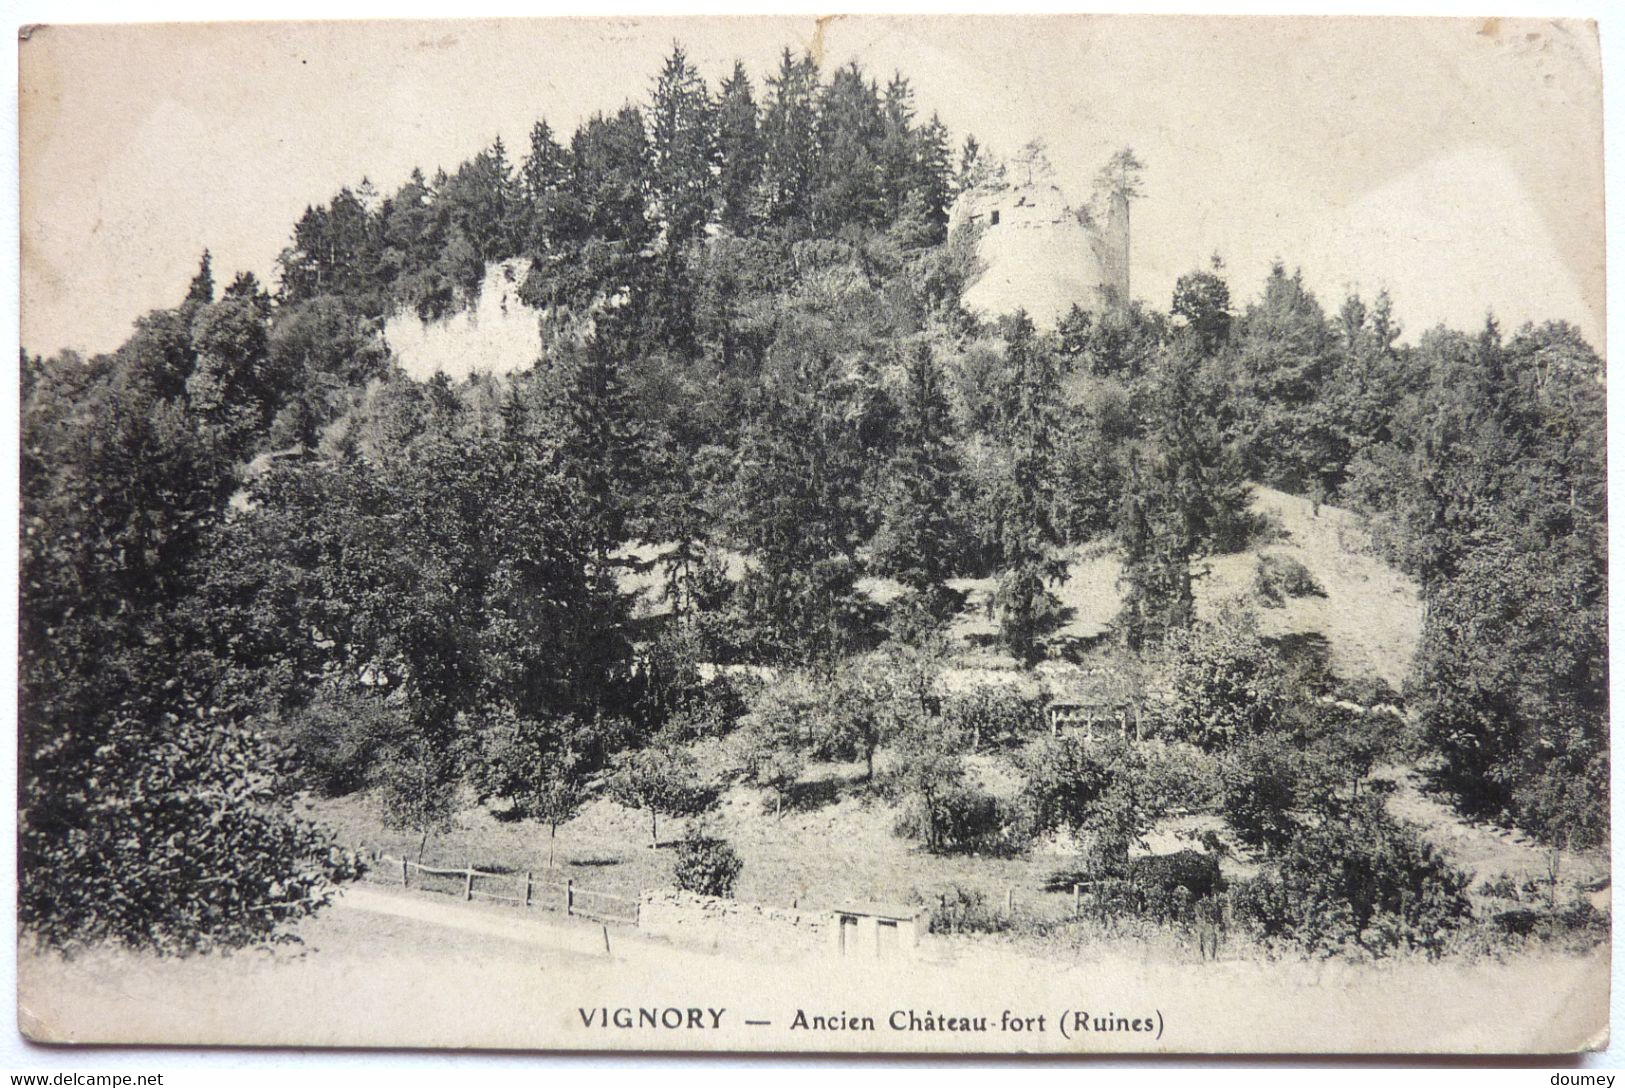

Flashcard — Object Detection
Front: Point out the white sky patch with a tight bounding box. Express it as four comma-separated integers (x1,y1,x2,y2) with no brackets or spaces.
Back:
1309,145,1598,342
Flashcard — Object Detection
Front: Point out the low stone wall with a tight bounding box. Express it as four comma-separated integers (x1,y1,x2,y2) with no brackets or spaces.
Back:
638,890,831,958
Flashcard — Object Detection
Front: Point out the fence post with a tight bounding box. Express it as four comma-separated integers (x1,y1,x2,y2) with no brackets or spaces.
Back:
1006,887,1014,913
401,857,409,887
566,878,574,916
464,864,474,901
524,871,533,909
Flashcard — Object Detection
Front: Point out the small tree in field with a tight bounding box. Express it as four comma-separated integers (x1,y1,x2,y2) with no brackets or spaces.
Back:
374,731,460,862
608,741,717,845
737,674,816,817
484,714,594,868
818,660,899,780
889,713,970,853
1020,735,1161,866
736,716,806,820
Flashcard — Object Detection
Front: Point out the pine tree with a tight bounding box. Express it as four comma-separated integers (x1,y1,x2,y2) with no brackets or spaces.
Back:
957,134,983,193
759,49,820,227
878,72,917,222
912,113,954,242
185,250,215,308
872,341,959,600
647,42,718,252
1115,339,1248,650
870,342,963,635
519,119,572,253
811,62,885,235
990,312,1066,663
554,334,644,568
715,61,763,233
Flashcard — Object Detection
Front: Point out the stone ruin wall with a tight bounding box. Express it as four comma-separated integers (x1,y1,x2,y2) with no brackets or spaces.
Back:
949,148,1130,329
638,889,832,958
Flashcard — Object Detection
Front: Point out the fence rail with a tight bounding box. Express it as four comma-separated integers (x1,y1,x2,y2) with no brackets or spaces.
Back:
360,851,640,925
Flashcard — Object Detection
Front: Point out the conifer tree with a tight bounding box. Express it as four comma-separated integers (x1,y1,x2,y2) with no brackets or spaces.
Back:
871,341,960,623
759,49,820,227
647,42,717,252
185,249,215,309
913,113,954,242
811,62,885,234
519,119,572,254
989,312,1066,663
715,61,763,233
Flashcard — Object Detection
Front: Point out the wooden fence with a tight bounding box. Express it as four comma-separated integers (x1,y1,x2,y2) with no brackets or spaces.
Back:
361,851,641,926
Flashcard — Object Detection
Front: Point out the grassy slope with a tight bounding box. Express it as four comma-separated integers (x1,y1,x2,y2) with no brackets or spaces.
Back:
940,484,1424,688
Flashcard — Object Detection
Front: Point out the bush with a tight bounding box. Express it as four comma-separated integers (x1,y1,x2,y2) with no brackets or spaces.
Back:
896,781,1031,857
279,686,412,797
1157,604,1288,750
1221,734,1302,851
1227,800,1473,958
1489,901,1607,953
940,686,1043,752
1140,740,1223,813
1253,552,1326,606
1128,850,1223,920
21,707,357,954
919,884,1010,935
672,832,743,898
1047,850,1222,923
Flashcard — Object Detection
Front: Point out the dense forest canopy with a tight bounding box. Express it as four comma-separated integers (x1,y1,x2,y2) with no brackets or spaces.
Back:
19,44,1607,952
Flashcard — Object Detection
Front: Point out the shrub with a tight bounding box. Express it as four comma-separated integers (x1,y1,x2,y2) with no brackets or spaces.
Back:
672,832,743,898
1228,800,1473,958
1128,850,1223,919
940,685,1043,752
919,884,1009,935
1253,552,1326,606
1157,604,1288,750
1220,734,1302,851
1047,850,1222,923
896,781,1030,857
281,687,407,797
1488,901,1607,953
21,707,357,954
1491,909,1542,937
1140,740,1223,814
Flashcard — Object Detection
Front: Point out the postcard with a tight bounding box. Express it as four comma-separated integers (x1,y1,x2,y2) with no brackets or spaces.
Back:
17,13,1609,1053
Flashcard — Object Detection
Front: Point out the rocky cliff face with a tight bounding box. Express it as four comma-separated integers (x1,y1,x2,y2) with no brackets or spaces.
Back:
382,258,542,381
949,145,1128,329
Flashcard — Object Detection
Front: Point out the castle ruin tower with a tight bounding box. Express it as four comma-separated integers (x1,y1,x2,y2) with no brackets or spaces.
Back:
947,143,1140,329
1103,187,1130,310
1091,148,1142,316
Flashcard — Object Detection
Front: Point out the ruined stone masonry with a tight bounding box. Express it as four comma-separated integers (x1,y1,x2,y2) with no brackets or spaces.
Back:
948,143,1131,330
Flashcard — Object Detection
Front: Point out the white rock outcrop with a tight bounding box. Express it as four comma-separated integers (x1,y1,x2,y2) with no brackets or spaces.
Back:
383,258,542,382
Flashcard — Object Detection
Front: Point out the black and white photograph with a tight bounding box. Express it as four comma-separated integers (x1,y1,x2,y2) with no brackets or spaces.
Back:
13,11,1611,1055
